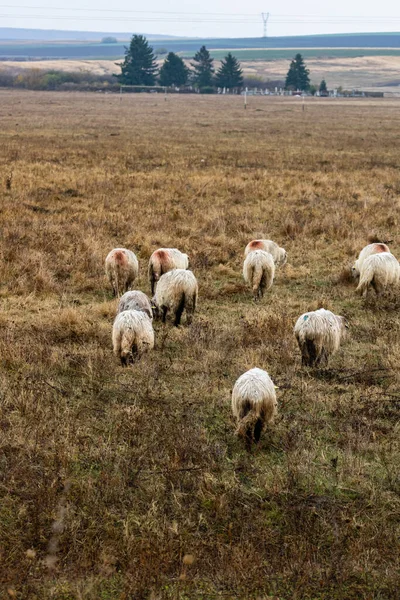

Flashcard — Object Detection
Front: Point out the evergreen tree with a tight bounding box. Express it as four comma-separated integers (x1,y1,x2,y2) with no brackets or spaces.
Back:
191,45,214,88
319,79,328,93
116,35,158,86
285,53,310,91
159,52,190,87
215,53,243,89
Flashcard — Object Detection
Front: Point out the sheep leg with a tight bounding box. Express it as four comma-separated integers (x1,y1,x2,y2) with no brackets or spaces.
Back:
162,306,168,323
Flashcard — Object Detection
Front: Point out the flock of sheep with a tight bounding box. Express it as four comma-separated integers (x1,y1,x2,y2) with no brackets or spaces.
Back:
105,239,399,448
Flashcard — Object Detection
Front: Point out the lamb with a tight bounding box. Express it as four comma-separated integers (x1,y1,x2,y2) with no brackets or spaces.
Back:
356,252,400,298
231,368,278,449
243,249,275,300
105,248,139,297
352,242,390,279
112,309,154,366
152,269,198,326
117,290,153,319
244,239,287,266
148,248,189,294
294,308,348,367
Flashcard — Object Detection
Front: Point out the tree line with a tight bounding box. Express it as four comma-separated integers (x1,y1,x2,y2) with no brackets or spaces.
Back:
117,35,243,91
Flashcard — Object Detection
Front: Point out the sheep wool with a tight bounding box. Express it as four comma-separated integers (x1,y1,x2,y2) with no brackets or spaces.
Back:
117,290,153,319
243,249,275,300
294,308,348,367
148,248,189,294
105,248,139,297
352,243,390,279
112,309,154,365
244,239,287,266
232,368,278,448
356,252,400,297
153,269,198,326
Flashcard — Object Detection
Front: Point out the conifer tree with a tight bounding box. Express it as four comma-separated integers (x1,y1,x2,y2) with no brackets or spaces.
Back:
191,45,214,88
319,79,328,93
117,35,158,86
285,53,310,91
159,52,190,86
215,53,243,89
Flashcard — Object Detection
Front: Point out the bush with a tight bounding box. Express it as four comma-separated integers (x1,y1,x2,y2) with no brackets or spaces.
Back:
199,86,215,94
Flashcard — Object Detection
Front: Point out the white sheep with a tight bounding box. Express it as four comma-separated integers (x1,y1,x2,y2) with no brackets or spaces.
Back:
117,290,153,319
352,242,390,279
294,308,348,367
232,368,278,448
152,269,198,326
356,252,400,298
244,239,287,266
105,248,139,297
243,249,275,300
112,309,154,366
148,248,189,294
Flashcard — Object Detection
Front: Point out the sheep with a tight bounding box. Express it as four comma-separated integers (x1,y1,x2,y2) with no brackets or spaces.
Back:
294,308,348,367
117,290,153,319
112,309,154,366
148,248,189,294
352,242,390,279
105,248,139,297
244,239,287,266
152,269,198,326
231,368,278,449
243,249,275,301
356,252,400,298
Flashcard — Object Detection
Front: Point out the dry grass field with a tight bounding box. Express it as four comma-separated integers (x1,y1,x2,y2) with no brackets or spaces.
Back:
3,54,400,90
0,90,400,599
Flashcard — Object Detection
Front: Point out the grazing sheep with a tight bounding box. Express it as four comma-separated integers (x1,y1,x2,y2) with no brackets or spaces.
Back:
232,368,278,449
117,290,153,319
294,308,348,367
356,252,400,298
105,248,139,297
148,248,189,294
244,239,287,266
243,249,275,301
352,243,390,279
152,269,198,326
112,309,154,366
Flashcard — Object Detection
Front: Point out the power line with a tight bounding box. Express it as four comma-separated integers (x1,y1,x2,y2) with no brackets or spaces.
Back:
1,6,399,19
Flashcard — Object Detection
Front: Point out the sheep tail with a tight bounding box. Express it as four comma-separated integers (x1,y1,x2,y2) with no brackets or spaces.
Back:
356,265,373,296
304,339,317,367
236,411,263,450
174,292,186,326
252,264,263,299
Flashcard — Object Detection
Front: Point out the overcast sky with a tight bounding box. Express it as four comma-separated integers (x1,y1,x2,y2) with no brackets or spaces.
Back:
3,0,400,37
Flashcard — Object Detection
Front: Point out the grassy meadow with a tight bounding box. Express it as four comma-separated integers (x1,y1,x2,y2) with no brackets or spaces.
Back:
0,90,399,599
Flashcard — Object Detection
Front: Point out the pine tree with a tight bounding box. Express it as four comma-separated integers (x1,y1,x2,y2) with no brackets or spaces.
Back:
285,53,310,91
116,35,158,86
191,46,214,88
215,53,243,89
319,79,328,93
159,52,190,87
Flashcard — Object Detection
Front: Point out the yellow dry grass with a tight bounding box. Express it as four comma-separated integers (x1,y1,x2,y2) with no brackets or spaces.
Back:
3,54,400,90
0,90,399,599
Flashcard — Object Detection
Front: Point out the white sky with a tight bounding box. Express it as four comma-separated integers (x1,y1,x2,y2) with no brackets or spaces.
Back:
2,0,400,38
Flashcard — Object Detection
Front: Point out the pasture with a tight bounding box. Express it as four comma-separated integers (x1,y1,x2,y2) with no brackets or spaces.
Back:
0,90,399,599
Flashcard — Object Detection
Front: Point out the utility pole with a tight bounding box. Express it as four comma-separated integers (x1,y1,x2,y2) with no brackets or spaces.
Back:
261,12,269,38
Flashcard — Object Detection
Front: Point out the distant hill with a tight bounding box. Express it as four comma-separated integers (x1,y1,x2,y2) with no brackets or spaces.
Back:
0,27,178,42
0,30,399,61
